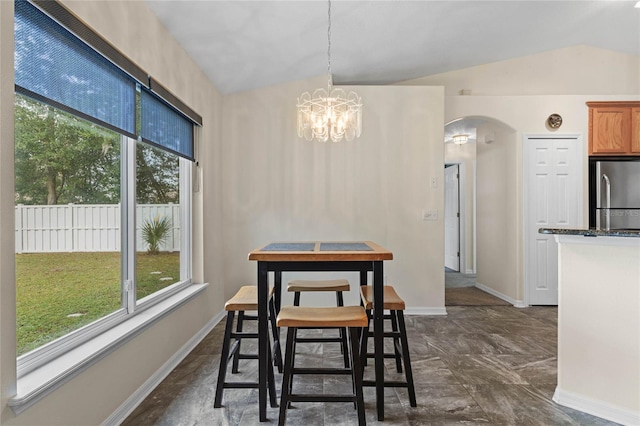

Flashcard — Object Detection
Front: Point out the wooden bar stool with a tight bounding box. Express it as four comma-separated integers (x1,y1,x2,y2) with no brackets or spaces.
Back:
214,286,280,408
359,285,416,407
277,305,368,426
287,279,351,367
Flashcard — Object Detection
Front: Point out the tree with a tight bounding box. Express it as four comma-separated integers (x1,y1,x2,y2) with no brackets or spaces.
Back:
15,95,180,206
14,95,120,205
136,144,179,204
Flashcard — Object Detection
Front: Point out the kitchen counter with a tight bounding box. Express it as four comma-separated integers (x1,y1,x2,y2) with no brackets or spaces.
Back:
539,227,640,238
547,232,639,425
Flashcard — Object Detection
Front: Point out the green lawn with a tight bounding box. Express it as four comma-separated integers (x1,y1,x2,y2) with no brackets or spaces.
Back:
16,251,180,355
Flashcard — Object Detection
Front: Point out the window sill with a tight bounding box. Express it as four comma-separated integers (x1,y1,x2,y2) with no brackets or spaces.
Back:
8,283,208,415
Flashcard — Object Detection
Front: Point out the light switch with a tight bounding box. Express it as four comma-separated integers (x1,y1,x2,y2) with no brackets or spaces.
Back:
422,210,438,221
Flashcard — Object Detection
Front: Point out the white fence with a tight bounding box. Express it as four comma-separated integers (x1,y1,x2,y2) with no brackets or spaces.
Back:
15,203,180,253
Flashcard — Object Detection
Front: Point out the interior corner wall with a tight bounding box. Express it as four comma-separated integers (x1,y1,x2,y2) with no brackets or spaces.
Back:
221,81,445,311
2,1,225,425
475,125,519,299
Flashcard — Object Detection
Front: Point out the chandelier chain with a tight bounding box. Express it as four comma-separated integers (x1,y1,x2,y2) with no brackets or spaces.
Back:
327,0,332,89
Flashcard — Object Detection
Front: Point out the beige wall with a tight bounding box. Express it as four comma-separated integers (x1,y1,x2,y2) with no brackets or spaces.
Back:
221,81,445,311
556,236,640,423
1,1,224,424
402,45,640,97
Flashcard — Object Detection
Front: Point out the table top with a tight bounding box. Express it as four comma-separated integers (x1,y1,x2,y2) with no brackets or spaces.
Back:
248,241,393,262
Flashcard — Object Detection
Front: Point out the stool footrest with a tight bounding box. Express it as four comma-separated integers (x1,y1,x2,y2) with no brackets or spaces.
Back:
230,332,259,339
293,367,352,375
365,353,399,359
362,380,410,388
236,354,259,360
223,382,260,389
289,394,356,403
295,336,344,344
365,331,401,338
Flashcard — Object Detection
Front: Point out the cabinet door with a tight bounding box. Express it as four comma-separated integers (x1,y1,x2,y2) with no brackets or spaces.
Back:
632,107,640,154
590,107,630,154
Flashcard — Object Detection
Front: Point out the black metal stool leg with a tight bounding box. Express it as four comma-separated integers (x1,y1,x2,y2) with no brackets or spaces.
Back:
337,292,350,368
349,327,366,426
269,295,283,372
278,327,296,426
397,310,417,407
390,310,403,373
214,311,235,408
359,310,371,369
231,310,244,373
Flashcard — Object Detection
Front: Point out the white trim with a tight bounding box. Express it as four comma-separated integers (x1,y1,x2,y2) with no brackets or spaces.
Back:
554,234,640,247
474,281,526,308
404,307,448,316
103,307,224,426
9,283,208,414
553,387,640,426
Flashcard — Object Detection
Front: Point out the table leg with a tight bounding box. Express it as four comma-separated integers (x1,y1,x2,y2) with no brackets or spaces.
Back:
373,261,385,421
257,262,269,422
360,270,368,286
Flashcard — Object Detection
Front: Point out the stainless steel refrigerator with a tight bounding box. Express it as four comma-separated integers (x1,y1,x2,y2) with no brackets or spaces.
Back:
591,159,640,230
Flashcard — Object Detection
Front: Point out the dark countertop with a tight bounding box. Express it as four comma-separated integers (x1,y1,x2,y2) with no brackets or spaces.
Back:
539,228,640,238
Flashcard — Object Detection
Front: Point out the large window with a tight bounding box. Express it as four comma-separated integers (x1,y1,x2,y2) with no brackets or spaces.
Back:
14,0,198,371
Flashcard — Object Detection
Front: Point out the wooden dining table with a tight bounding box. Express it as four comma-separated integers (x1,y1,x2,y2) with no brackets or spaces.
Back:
248,241,393,422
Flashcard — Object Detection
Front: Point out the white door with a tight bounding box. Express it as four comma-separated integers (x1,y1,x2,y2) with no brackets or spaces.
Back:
525,136,583,305
444,164,460,271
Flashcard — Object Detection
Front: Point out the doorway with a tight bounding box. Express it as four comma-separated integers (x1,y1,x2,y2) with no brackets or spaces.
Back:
444,163,460,272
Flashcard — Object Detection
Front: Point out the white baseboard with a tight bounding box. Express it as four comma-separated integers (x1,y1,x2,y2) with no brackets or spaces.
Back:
465,269,475,275
553,386,640,426
405,307,447,316
103,310,225,426
474,282,526,308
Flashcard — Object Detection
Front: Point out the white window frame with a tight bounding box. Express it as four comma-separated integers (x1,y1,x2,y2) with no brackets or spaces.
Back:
16,134,193,378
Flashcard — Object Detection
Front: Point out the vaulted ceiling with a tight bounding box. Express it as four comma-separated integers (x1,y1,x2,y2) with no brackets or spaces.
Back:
145,0,640,95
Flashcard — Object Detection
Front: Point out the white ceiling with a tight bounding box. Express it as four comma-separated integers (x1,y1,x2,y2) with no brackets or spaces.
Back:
145,0,640,95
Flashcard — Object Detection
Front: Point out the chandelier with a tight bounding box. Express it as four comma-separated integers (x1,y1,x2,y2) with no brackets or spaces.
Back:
452,134,469,145
297,0,362,143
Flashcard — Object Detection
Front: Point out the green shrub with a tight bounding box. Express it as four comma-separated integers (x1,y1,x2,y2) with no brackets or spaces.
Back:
141,215,171,255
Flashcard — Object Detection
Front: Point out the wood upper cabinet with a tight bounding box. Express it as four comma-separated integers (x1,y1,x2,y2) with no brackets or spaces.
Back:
587,101,640,155
632,107,640,154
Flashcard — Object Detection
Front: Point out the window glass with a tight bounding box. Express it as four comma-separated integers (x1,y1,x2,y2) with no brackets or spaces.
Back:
15,94,122,356
136,142,181,301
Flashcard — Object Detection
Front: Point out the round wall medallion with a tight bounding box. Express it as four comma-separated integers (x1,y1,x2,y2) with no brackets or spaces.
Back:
547,113,563,129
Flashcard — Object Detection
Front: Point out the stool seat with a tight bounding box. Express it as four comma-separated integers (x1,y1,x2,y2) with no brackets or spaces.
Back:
225,285,274,311
277,305,367,425
287,279,350,293
360,285,405,311
359,284,416,408
214,285,280,409
277,305,368,328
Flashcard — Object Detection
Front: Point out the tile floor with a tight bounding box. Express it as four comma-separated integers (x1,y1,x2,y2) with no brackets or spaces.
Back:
122,306,619,425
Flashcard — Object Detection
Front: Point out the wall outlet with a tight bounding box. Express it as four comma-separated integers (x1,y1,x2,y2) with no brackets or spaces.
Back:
422,209,438,221
430,177,438,188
